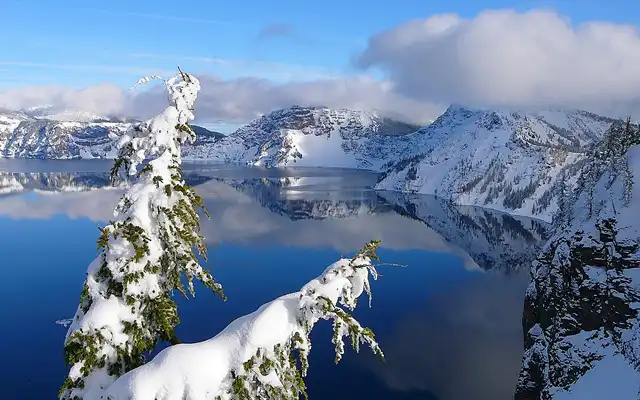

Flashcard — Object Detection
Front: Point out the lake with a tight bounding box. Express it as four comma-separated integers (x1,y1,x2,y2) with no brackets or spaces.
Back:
0,160,550,400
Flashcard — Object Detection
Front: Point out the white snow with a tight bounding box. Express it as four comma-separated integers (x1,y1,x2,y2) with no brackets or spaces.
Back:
105,256,381,400
184,106,414,171
56,318,74,328
376,106,616,221
0,174,24,193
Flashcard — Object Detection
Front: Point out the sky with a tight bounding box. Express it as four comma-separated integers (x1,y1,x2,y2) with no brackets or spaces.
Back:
1,0,640,131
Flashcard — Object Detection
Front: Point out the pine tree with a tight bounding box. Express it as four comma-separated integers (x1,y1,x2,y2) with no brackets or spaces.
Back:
60,69,224,399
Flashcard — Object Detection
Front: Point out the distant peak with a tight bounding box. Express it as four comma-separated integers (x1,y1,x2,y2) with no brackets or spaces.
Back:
445,103,483,113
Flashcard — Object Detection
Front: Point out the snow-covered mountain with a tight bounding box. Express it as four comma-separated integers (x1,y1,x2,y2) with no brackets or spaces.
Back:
0,109,222,159
182,105,420,169
2,104,629,223
515,122,640,399
376,105,620,222
2,105,409,164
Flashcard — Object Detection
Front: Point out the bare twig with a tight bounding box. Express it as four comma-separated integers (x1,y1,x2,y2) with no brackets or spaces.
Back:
177,65,191,83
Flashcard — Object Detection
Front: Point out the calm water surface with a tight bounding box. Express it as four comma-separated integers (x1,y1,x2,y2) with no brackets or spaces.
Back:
0,160,549,399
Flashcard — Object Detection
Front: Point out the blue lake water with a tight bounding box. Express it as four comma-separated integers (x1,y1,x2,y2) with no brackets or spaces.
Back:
0,160,550,399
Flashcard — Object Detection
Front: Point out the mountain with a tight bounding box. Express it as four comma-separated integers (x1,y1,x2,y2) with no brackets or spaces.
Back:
182,105,420,169
376,105,620,221
1,105,413,166
0,109,222,159
515,122,640,399
2,104,628,223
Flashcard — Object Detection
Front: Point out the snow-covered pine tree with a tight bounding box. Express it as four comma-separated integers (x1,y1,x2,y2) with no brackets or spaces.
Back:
60,69,225,399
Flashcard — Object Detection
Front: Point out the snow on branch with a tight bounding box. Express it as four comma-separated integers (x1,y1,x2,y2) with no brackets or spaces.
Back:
105,240,385,400
60,70,224,399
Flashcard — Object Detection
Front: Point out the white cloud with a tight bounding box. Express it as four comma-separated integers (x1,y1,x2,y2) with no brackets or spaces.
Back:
0,83,130,116
0,73,438,124
356,9,640,115
3,9,640,125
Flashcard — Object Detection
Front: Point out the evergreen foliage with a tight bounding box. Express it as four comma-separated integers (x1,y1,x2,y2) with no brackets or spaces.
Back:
215,240,385,400
60,69,224,399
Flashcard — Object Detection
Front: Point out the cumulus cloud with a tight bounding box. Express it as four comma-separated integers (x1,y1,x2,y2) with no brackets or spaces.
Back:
0,74,438,125
0,83,129,116
3,9,639,126
356,9,640,114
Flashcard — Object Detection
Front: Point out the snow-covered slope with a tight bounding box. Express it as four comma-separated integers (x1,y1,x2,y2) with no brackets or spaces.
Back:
0,109,222,159
376,105,619,221
182,105,420,170
515,122,640,399
2,119,131,159
0,109,31,138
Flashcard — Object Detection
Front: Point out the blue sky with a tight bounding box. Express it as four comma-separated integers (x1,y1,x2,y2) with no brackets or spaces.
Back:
1,0,637,90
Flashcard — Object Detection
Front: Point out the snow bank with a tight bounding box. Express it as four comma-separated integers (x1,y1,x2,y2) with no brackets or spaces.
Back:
106,251,383,400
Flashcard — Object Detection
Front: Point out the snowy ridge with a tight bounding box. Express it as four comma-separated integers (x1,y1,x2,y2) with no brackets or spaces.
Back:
2,104,623,223
376,105,619,221
182,105,420,169
0,109,222,159
1,117,130,159
515,125,640,400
